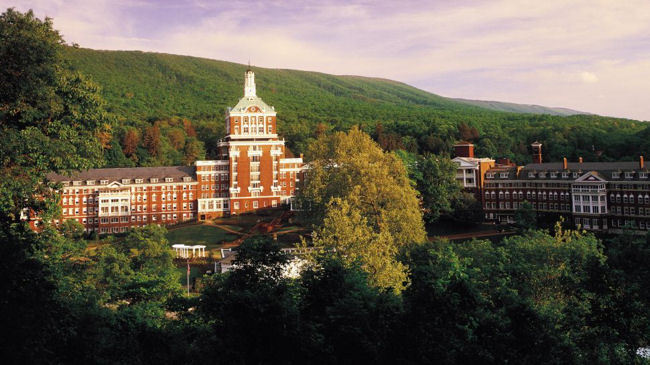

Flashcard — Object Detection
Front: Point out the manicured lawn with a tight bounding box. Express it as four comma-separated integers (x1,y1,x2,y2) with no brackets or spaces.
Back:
276,225,305,233
218,224,244,232
213,213,277,231
166,224,238,248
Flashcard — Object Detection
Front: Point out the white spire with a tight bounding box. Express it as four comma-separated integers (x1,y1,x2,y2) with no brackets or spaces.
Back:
244,69,256,98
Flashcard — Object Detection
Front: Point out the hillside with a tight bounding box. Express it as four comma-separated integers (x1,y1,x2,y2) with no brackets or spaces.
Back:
63,47,584,121
452,98,587,116
61,47,650,166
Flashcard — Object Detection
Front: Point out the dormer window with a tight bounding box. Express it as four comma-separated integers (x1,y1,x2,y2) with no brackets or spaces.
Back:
539,172,546,178
640,172,648,179
122,179,131,184
135,179,143,184
562,172,568,178
150,178,158,183
165,178,173,183
62,181,70,186
528,172,535,178
625,172,634,179
500,172,508,178
100,180,108,185
572,172,579,178
550,172,557,178
86,180,95,185
183,177,192,182
612,172,620,179
486,173,494,179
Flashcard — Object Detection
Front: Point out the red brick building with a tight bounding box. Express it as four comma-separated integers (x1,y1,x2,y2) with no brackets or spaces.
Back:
41,69,305,234
472,143,650,233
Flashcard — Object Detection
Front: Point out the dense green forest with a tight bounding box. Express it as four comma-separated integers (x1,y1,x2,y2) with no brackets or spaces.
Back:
62,47,650,167
2,9,649,364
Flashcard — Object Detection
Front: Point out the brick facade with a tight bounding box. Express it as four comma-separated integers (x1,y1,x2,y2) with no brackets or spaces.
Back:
454,142,650,233
37,70,305,234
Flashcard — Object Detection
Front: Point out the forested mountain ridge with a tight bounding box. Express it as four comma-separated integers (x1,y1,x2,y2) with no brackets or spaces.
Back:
61,47,650,166
452,98,587,116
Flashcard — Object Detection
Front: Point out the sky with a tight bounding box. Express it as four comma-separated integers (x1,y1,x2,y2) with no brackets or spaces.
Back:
5,0,650,121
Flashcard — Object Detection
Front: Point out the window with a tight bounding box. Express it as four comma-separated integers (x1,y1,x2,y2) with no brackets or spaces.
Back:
253,201,259,209
165,178,173,182
100,180,108,185
234,202,239,210
625,172,634,179
528,172,536,178
151,178,158,183
612,172,620,179
640,172,648,179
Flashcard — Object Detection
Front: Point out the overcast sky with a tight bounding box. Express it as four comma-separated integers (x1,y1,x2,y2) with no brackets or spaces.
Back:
6,0,650,120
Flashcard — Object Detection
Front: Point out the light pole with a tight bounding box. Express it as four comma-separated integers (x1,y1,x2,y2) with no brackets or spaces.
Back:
186,258,190,296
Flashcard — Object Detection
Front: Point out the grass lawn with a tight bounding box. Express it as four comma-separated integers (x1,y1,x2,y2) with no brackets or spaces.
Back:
217,224,244,232
214,213,277,231
167,224,238,249
276,225,305,233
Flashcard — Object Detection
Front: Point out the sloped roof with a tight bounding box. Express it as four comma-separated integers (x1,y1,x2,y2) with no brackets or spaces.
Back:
229,95,274,113
47,166,196,183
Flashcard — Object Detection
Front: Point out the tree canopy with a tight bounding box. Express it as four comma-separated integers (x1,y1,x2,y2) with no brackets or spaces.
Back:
300,127,425,291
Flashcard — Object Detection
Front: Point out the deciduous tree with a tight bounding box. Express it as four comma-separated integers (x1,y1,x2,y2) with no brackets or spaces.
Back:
300,127,425,291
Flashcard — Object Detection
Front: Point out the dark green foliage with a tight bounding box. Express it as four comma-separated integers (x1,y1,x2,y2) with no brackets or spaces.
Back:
299,258,403,363
198,236,302,363
0,9,109,220
397,150,463,223
61,47,650,166
514,200,537,232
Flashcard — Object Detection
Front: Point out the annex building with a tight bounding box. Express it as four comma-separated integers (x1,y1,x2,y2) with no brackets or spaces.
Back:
42,70,305,235
453,141,650,233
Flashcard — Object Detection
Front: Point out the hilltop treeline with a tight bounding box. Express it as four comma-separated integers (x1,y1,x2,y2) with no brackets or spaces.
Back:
62,47,650,167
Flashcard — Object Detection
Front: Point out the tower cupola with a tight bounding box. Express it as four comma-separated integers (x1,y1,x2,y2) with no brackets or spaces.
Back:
244,69,256,98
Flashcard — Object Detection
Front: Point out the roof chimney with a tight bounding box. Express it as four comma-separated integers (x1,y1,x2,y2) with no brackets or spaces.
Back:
454,141,475,158
531,142,542,164
563,157,568,170
640,156,645,169
578,157,583,164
